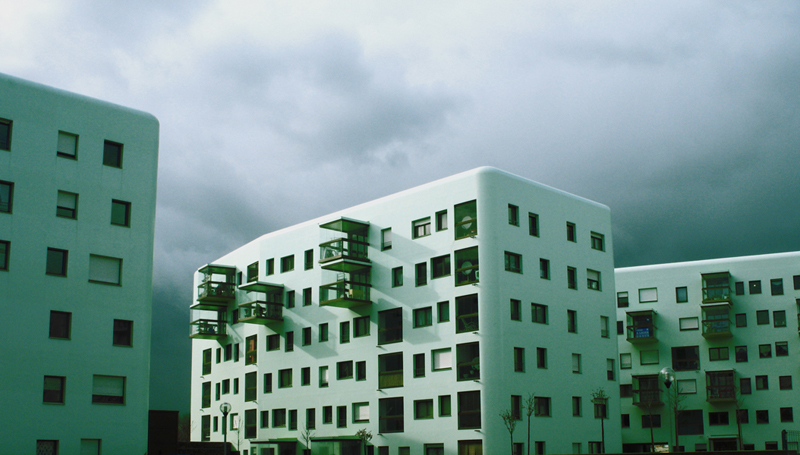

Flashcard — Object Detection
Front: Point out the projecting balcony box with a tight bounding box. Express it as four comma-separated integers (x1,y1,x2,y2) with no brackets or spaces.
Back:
706,370,736,403
632,375,663,407
702,271,732,304
189,317,227,340
237,281,284,325
193,264,237,310
626,310,657,344
319,217,372,308
702,304,732,339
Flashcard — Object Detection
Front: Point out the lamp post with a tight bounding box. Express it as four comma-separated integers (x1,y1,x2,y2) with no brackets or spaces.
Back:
660,367,678,452
220,402,231,455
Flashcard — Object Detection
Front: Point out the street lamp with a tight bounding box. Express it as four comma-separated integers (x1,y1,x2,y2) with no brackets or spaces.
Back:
220,402,232,455
659,367,678,452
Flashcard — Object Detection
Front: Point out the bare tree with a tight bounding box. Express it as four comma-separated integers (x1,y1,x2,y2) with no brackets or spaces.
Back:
301,426,315,455
500,409,518,455
591,388,609,454
356,428,373,455
524,392,535,455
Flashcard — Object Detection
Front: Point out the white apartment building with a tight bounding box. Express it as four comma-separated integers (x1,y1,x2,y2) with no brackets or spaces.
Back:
190,167,621,455
0,73,159,454
615,252,800,452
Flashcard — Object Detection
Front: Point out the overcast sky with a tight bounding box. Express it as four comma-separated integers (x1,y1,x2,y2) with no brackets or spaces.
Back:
4,1,799,413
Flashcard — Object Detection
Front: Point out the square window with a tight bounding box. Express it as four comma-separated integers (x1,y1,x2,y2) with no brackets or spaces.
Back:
504,251,522,273
0,180,13,213
510,299,521,321
89,254,122,285
279,368,293,388
774,310,787,327
431,254,451,279
567,267,577,289
413,217,431,238
780,375,793,390
566,222,576,242
112,319,133,346
771,278,783,295
534,396,551,416
776,341,789,356
354,402,370,422
756,375,768,390
437,301,450,322
44,375,66,403
529,213,539,236
781,407,793,423
675,286,688,303
49,311,71,339
392,266,403,287
354,315,370,337
0,240,8,271
416,262,428,286
413,307,433,328
587,269,600,290
591,232,604,251
436,210,448,231
273,409,286,427
735,313,747,327
56,191,78,219
381,228,392,250
756,410,769,424
103,140,123,167
756,310,769,325
46,248,68,276
280,255,294,272
433,348,452,371
92,375,125,404
0,118,11,150
508,204,519,226
749,280,761,294
532,303,548,324
671,346,699,371
57,131,78,158
617,291,629,308
267,334,280,351
539,258,550,279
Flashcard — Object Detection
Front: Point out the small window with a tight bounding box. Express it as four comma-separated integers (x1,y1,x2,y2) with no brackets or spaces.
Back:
246,261,258,282
0,180,13,213
756,310,770,325
532,303,548,324
534,396,551,416
735,281,745,295
381,228,392,250
740,378,752,394
678,379,697,394
112,319,133,347
794,275,800,290
304,249,313,270
587,269,600,290
46,248,68,276
781,407,794,423
771,278,783,295
56,191,78,219
319,323,328,342
266,258,274,275
529,213,539,236
749,280,761,294
567,310,577,333
572,353,581,373
679,317,699,331
337,361,354,380
392,266,403,287
756,410,769,424
339,322,350,344
49,311,71,339
776,341,789,356
267,334,280,351
103,140,123,168
617,291,629,308
436,210,448,231
354,316,370,337
57,131,78,158
303,287,312,306
431,254,451,279
0,118,11,151
734,345,748,363
567,267,577,289
510,299,521,321
709,347,729,361
285,290,295,309
780,375,793,390
356,361,366,381
354,402,370,422
92,375,125,404
774,310,787,327
437,301,450,322
279,368,293,388
414,353,425,378
319,367,328,388
413,217,431,239
89,254,122,285
536,347,547,369
439,395,451,416
620,353,632,369
675,286,688,303
566,222,576,242
508,204,519,226
755,375,768,390
590,232,604,251
539,259,550,279
504,252,522,273
639,288,658,303
735,313,747,327
43,375,66,403
416,262,428,286
280,255,294,272
413,307,433,328
640,349,659,365
513,347,525,372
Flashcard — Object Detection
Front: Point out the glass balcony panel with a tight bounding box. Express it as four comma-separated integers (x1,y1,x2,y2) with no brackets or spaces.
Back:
319,281,371,308
190,318,227,339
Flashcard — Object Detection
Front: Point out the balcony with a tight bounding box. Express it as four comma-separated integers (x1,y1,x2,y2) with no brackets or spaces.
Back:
238,282,283,325
702,304,732,339
626,310,657,344
702,271,732,304
632,375,663,407
193,264,237,310
190,318,227,340
706,370,736,402
319,280,371,309
319,217,370,272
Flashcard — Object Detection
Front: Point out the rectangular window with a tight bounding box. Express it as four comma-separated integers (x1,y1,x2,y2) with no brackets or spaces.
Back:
245,409,257,438
600,315,609,337
319,323,328,342
381,228,392,250
587,269,600,290
279,368,292,388
378,352,403,389
457,391,481,429
749,280,761,294
572,396,582,417
304,249,313,270
439,395,451,417
0,240,8,271
431,254,451,279
640,349,659,365
567,267,577,289
233,378,239,394
510,299,521,321
56,190,78,219
319,366,328,387
536,347,547,369
771,278,783,295
338,361,354,380
246,262,258,282
307,408,316,429
43,376,66,403
285,331,294,351
455,246,479,285
92,375,125,404
413,307,433,328
532,303,548,324
339,321,350,344
639,288,658,303
302,327,311,346
735,281,745,295
285,290,295,309
529,213,539,236
534,396,551,417
436,210,448,231
413,217,431,238
303,287,311,306
676,286,688,303
57,131,78,158
89,254,122,285
735,346,748,362
273,409,286,427
617,291,629,308
437,300,450,322
267,334,280,351
590,232,604,251
709,347,729,361
109,200,132,227
392,266,403,287
266,258,274,275
677,409,704,435
245,335,257,364
774,310,787,327
245,372,257,401
103,140,123,167
776,341,789,356
49,311,71,339
740,378,752,394
567,310,577,333
736,313,747,327
414,353,425,378
539,258,550,279
113,319,133,347
679,317,699,331
356,361,366,381
454,200,477,239
677,379,697,394
354,402,370,423
0,180,12,214
780,375,793,390
354,315,370,337
607,359,615,380
378,308,403,345
415,399,434,419
642,415,661,428
46,248,69,276
508,204,519,226
504,251,522,273
781,407,794,423
456,294,479,333
566,222,576,242
572,353,581,373
379,397,404,433
756,375,768,390
620,353,632,369
416,262,428,286
794,275,800,290
756,410,769,424
433,348,452,371
457,342,480,381
280,255,294,272
672,346,700,371
323,406,333,424
759,344,773,358
514,347,525,372
222,378,230,394
757,310,770,325
0,118,12,151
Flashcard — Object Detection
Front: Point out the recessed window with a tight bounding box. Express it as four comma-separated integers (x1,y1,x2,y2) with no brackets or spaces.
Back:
378,352,403,389
436,210,448,231
415,262,427,286
0,118,11,151
709,347,729,361
457,391,482,429
265,258,274,275
280,255,294,272
781,407,794,423
679,317,699,331
89,254,122,285
529,213,539,236
43,376,66,403
92,375,125,404
454,200,477,239
319,323,328,342
379,397,404,433
354,315,370,337
776,341,789,356
675,286,688,303
339,322,349,344
642,414,661,428
735,313,747,327
566,222,576,242
49,311,71,339
536,347,547,369
532,303,548,324
454,246,479,285
640,349,659,365
590,232,604,251
414,353,425,378
57,131,78,158
46,248,68,276
749,280,761,294
103,140,123,168
437,301,449,323
0,180,12,214
756,375,768,390
756,410,769,424
356,361,366,381
413,307,432,328
774,310,787,327
392,266,403,287
514,347,525,372
381,228,392,250
533,396,551,417
354,402,370,422
439,395,451,417
508,204,519,226
539,259,550,279
567,310,577,333
415,399,434,420
245,335,257,364
735,346,748,362
267,334,280,351
504,251,522,273
771,278,783,295
457,342,480,380
318,367,328,388
456,294,478,332
246,262,258,282
678,379,697,394
378,308,403,345
337,360,354,380
671,346,699,371
740,378,752,394
567,267,577,289
735,281,745,295
587,269,600,290
113,319,133,346
617,291,629,308
794,275,800,290
431,254,451,279
756,310,770,325
413,217,431,239
304,249,313,270
303,287,312,306
56,191,78,219
510,299,521,321
639,288,658,303
572,353,581,373
620,353,632,369
279,368,292,388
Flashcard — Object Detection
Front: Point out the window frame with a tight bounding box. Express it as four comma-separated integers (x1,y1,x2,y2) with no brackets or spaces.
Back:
46,248,69,276
56,190,78,219
413,217,432,239
508,204,519,226
57,131,78,158
103,140,123,168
